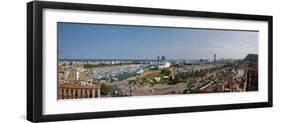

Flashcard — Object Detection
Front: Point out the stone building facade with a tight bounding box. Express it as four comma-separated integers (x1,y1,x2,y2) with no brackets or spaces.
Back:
58,81,100,99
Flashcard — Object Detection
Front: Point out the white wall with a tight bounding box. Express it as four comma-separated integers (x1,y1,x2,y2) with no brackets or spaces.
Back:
0,0,280,123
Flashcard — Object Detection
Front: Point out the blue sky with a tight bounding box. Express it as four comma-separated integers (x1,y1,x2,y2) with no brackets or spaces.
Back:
58,22,258,60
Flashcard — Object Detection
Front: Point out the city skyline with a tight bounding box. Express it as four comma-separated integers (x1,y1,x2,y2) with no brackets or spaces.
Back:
58,22,258,60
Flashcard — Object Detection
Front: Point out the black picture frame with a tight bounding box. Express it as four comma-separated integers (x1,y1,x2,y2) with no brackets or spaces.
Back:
27,1,273,122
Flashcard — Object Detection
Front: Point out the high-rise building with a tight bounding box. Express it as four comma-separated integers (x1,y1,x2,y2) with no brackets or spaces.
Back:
214,54,216,63
161,56,165,61
157,56,160,65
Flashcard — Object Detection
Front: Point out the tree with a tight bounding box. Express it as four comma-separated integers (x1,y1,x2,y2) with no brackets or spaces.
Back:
161,69,171,76
193,70,199,77
100,83,110,95
169,75,180,85
190,88,201,93
129,80,137,86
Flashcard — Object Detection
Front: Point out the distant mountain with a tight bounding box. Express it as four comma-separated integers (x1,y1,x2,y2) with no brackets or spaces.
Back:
244,54,258,62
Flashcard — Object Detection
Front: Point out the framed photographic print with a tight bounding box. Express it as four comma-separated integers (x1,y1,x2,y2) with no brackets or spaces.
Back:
27,1,273,122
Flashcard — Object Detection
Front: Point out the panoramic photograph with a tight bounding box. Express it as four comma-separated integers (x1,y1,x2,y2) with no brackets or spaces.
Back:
57,22,259,100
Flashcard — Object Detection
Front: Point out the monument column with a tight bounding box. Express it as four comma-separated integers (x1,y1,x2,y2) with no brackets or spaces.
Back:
77,89,81,98
92,89,95,98
97,89,100,98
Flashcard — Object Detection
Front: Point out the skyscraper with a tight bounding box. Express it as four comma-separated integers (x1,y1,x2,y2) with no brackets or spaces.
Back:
161,56,165,61
157,56,160,65
214,54,216,63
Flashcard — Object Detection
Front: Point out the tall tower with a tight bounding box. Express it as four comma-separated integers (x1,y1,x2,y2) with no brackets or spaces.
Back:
214,54,216,63
161,56,165,61
157,56,160,65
